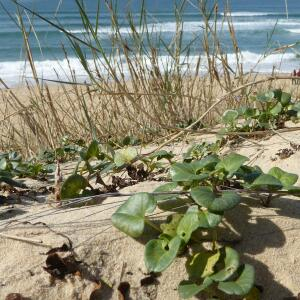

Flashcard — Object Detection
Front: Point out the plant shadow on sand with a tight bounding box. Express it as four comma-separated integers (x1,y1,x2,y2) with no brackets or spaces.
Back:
133,194,300,299
220,195,300,299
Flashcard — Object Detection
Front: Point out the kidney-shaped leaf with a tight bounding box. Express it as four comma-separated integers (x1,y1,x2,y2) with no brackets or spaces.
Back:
111,193,156,238
61,174,89,200
256,91,274,102
86,140,100,160
198,210,223,228
222,110,239,124
187,251,220,280
280,91,291,106
176,207,200,243
153,182,178,202
160,213,183,238
210,247,240,282
218,264,255,296
216,153,248,177
170,163,209,182
191,187,240,212
149,150,174,161
114,147,138,167
250,174,283,191
178,278,213,299
268,167,298,187
145,235,182,273
192,154,220,171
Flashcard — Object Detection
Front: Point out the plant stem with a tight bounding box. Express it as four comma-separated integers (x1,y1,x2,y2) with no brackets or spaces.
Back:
212,229,218,251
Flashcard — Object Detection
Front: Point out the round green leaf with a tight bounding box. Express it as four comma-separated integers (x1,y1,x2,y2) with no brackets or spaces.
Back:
222,110,239,124
210,247,240,282
270,102,283,116
192,154,220,171
145,236,182,272
160,214,183,238
250,174,283,190
191,187,240,212
149,150,174,161
218,264,255,296
256,91,274,102
198,210,223,228
61,174,89,200
157,197,192,213
153,182,178,202
187,251,221,280
178,278,213,299
216,153,249,177
268,167,298,187
280,92,291,106
114,147,138,167
111,193,156,238
170,163,209,182
86,140,100,160
176,207,201,243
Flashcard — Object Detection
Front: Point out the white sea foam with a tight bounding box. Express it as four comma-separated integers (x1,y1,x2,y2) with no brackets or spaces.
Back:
220,12,278,17
286,28,300,34
85,19,300,36
0,51,297,87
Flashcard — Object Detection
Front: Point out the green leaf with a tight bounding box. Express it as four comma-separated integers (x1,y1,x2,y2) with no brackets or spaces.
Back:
170,163,209,182
280,92,291,106
176,207,200,242
153,182,178,202
250,174,283,190
187,251,221,280
85,140,100,160
178,278,213,299
268,167,298,187
222,110,239,124
256,91,274,102
160,214,183,238
216,153,249,176
198,210,223,228
145,236,182,272
114,147,138,167
210,247,240,282
111,193,156,238
0,158,7,170
157,197,192,213
149,150,174,161
270,102,282,116
191,187,240,212
218,264,255,296
61,174,89,200
192,154,220,171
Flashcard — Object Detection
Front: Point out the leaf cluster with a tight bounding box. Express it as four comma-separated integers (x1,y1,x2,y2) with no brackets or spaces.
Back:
112,151,300,299
222,89,300,132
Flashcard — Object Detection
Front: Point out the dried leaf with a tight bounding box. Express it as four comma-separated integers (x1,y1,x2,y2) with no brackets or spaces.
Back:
46,243,70,255
43,253,81,280
118,281,130,300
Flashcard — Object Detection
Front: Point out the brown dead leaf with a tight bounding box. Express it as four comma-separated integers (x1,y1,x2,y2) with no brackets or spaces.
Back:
43,253,81,280
5,294,31,300
118,281,130,300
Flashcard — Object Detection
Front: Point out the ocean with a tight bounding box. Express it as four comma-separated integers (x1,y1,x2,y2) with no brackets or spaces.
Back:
1,0,300,85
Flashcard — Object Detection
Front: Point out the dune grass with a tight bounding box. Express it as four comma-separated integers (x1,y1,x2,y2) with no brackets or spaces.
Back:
0,0,299,157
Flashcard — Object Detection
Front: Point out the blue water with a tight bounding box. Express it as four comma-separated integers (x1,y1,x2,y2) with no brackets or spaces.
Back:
1,0,300,85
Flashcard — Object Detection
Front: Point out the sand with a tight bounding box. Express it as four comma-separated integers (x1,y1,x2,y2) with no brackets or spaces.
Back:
1,127,300,299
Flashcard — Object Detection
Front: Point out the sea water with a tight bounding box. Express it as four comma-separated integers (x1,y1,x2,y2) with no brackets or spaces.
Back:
0,0,300,85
